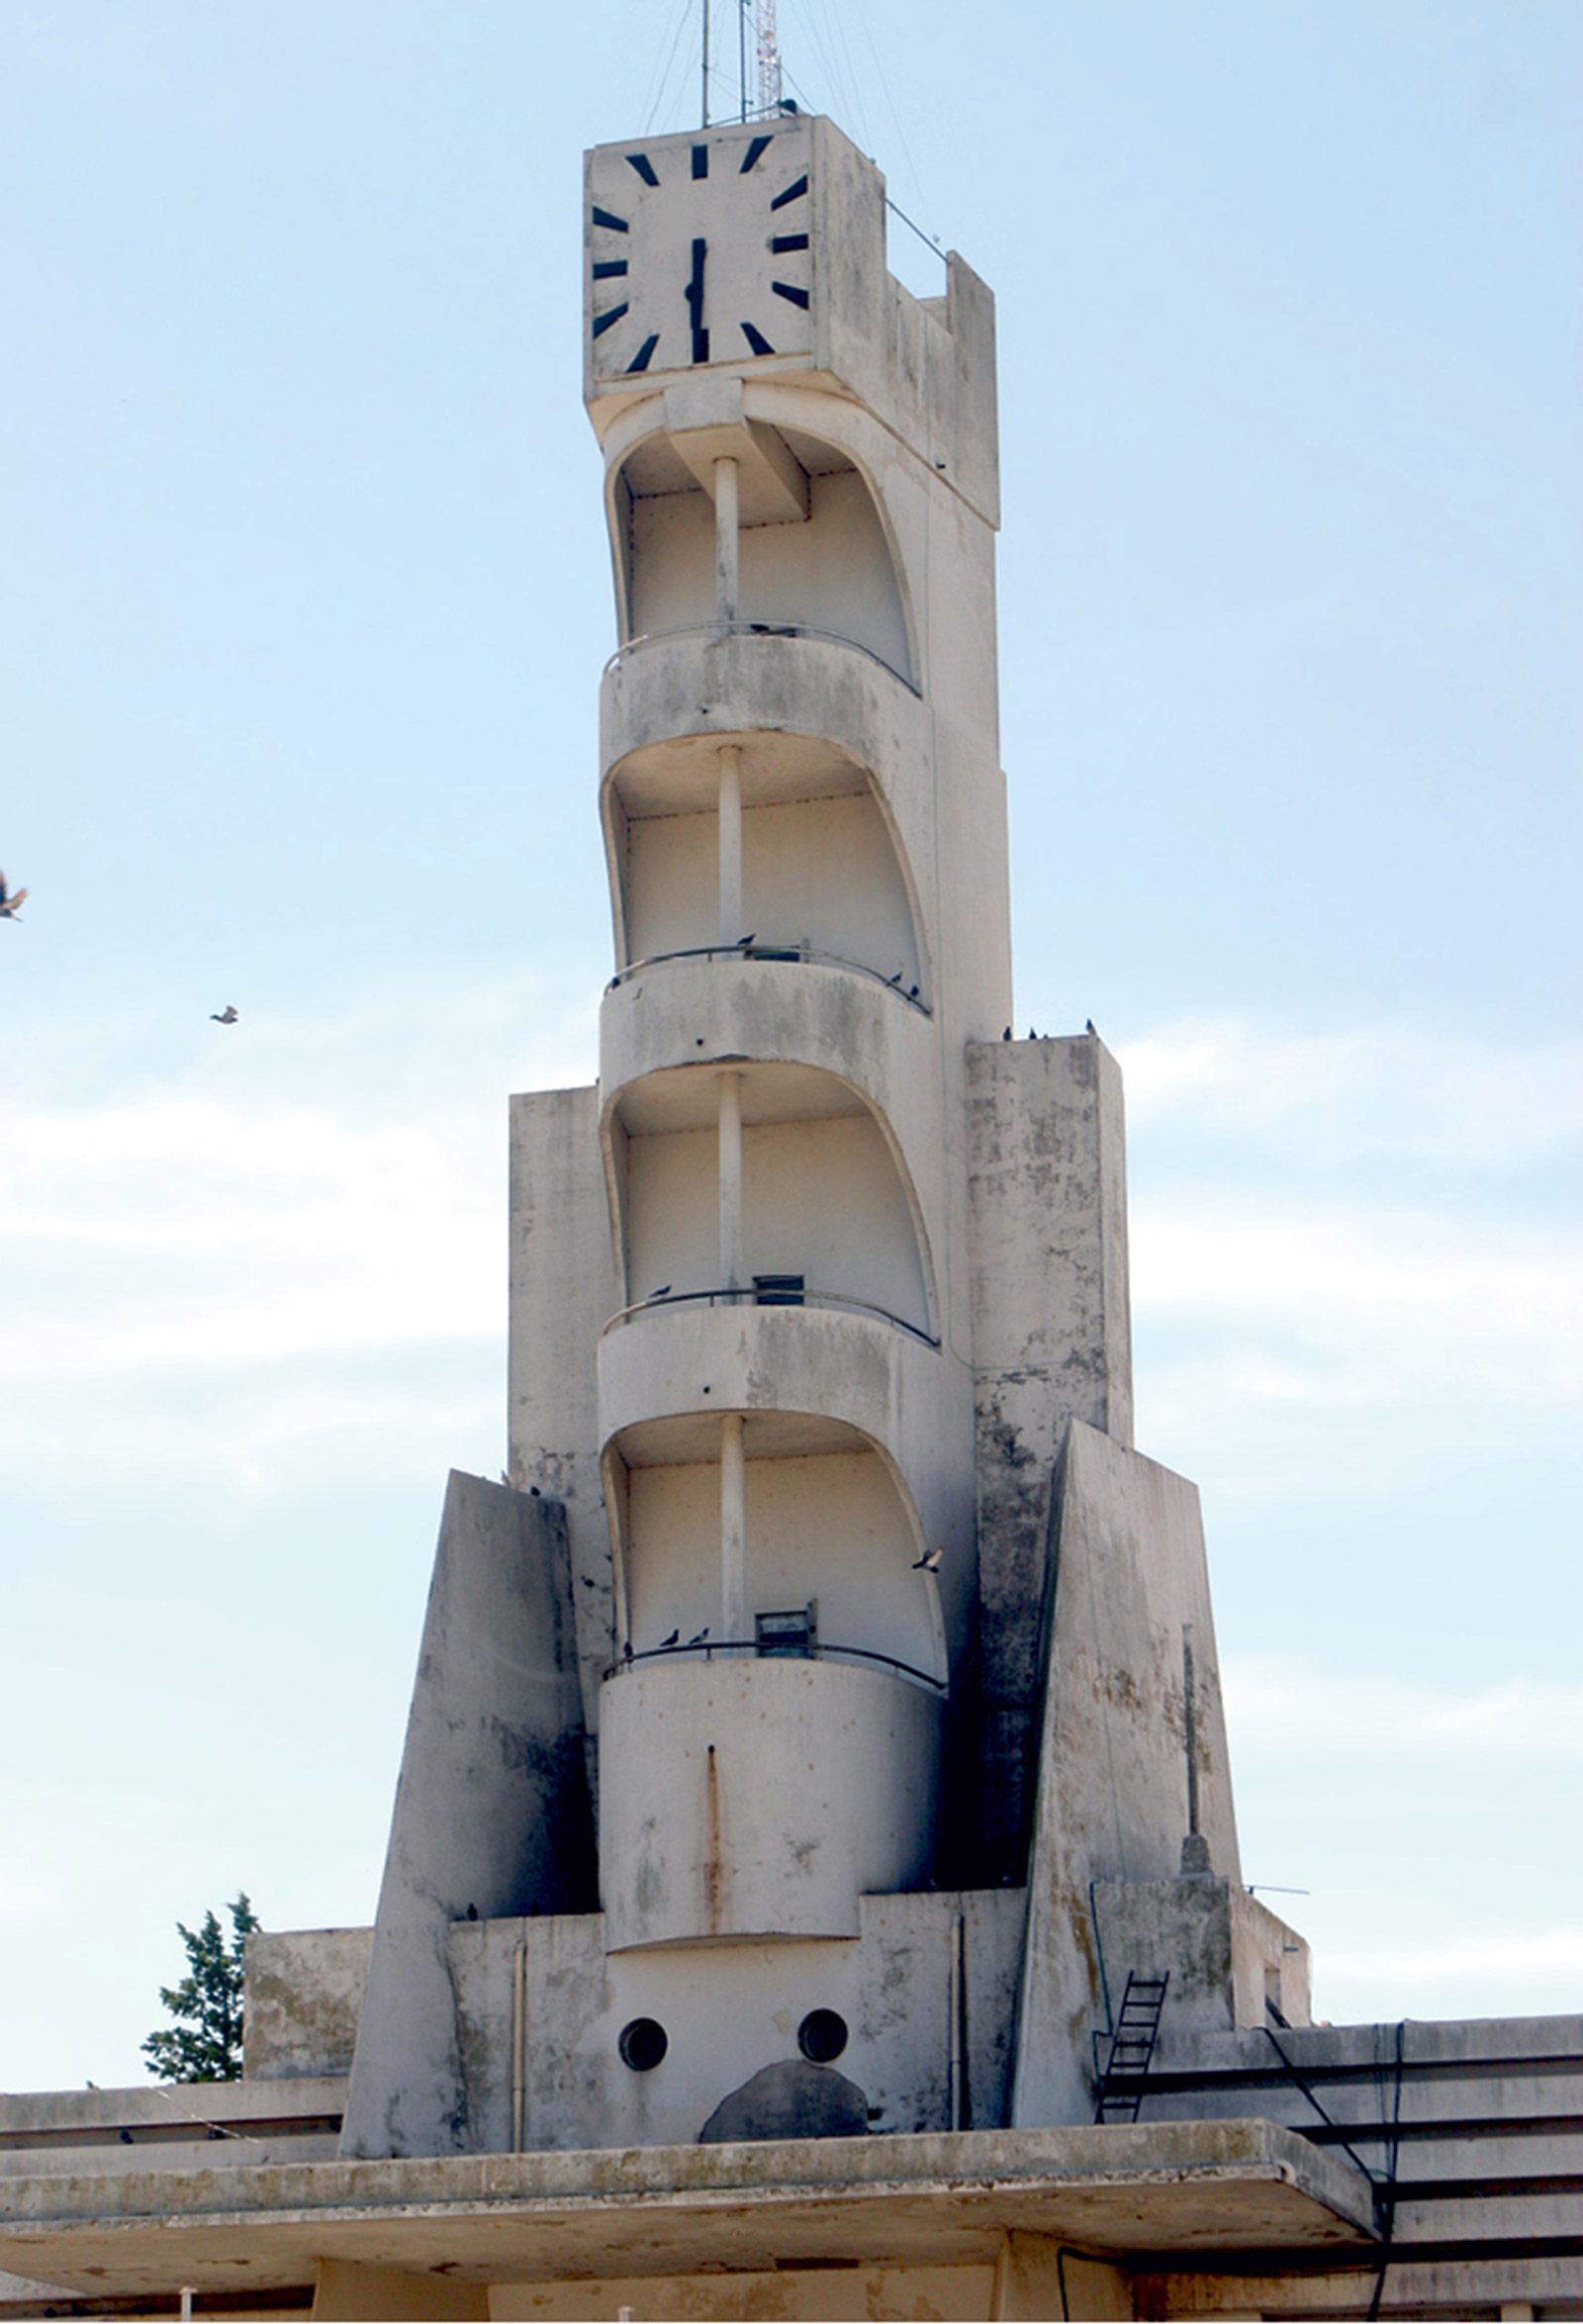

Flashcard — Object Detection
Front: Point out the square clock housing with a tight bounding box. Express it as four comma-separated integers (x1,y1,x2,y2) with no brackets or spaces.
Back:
585,116,817,391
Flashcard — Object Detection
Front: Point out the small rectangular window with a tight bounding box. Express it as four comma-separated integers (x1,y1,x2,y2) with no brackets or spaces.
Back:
754,1273,805,1306
756,1602,818,1657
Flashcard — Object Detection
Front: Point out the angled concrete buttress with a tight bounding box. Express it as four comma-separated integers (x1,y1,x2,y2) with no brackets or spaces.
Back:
340,1472,595,2159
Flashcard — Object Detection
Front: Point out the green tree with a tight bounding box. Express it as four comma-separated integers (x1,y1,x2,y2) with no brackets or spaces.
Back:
141,1894,259,2083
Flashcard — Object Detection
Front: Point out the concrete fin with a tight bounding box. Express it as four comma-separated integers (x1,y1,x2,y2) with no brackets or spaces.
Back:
339,1472,596,2159
1009,1421,1242,2126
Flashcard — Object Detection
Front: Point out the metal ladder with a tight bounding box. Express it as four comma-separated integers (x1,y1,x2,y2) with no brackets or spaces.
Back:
1093,1971,1169,2123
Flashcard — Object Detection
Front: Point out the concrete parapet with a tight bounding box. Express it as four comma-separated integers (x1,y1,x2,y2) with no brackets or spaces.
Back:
599,1656,941,1947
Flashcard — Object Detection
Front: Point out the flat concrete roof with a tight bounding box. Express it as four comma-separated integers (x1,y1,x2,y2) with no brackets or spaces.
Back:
0,2119,1377,2298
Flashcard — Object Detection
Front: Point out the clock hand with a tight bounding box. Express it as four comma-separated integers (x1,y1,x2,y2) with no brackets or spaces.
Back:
688,236,708,364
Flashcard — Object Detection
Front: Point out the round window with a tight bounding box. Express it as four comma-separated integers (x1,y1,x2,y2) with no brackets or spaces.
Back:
796,2007,849,2064
617,2016,668,2072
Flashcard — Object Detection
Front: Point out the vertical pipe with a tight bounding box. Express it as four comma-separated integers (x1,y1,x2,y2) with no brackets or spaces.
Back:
717,745,743,946
720,1412,746,1641
718,1069,743,1289
1182,1623,1199,1840
511,1930,528,2152
948,1908,966,2131
714,456,740,625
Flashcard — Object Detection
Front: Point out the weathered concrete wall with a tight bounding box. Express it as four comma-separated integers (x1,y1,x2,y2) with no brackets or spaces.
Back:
1010,1422,1240,2127
339,1473,595,2161
442,1889,1023,2155
1090,1880,1310,2038
244,1927,370,2081
599,1658,942,1947
508,1085,620,1741
968,1034,1133,1880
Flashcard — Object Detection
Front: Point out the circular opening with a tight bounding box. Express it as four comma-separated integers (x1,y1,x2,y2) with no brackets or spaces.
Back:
617,2016,668,2072
797,2007,849,2065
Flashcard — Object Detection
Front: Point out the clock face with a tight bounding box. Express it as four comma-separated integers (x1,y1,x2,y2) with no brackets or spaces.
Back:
586,124,814,384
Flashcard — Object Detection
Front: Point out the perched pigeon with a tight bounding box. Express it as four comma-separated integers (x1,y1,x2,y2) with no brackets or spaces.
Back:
210,1005,238,1025
0,874,28,921
1085,1018,1098,1036
685,1627,710,1647
1002,1026,1012,1041
912,1546,944,1573
657,1627,681,1650
647,1284,672,1301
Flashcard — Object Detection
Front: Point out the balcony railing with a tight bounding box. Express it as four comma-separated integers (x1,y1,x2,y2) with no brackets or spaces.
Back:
600,1283,939,1349
605,943,929,1012
603,1635,946,1697
603,617,920,697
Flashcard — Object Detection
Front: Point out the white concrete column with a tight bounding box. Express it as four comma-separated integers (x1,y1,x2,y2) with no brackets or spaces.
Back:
717,745,743,946
720,1412,746,1642
718,1069,743,1290
713,456,740,625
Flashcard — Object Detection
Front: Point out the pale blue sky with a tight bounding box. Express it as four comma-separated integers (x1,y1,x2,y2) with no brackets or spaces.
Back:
2,1,1578,2090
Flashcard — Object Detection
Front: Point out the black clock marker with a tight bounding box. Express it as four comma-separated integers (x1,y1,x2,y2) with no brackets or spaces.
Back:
772,281,809,309
627,334,660,373
687,237,708,363
592,259,628,280
770,174,808,211
592,206,629,232
770,233,808,254
592,303,629,339
626,152,659,186
742,322,775,356
740,135,772,173
692,143,708,179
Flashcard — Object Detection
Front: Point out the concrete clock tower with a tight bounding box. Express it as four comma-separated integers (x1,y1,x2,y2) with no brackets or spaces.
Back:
9,107,1576,2324
328,107,1284,2160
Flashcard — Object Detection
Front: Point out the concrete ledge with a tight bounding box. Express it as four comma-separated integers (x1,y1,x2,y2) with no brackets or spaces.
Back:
0,2120,1376,2297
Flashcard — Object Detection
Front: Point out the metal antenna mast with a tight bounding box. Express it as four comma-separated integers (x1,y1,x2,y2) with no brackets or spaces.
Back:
700,0,709,127
755,0,782,115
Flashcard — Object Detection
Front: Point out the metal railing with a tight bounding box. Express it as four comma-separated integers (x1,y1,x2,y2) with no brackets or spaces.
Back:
604,1635,946,1696
601,1283,940,1349
603,617,919,697
606,942,929,1012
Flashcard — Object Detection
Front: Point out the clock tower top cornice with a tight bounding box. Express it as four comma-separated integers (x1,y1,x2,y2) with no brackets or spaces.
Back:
583,112,998,528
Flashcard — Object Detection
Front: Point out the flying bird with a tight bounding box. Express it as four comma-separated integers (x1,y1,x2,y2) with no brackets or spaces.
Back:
657,1627,681,1650
0,874,28,921
210,1005,238,1025
685,1627,710,1647
912,1546,944,1573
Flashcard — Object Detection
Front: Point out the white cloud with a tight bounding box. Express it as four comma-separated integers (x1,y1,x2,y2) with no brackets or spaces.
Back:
0,974,598,1489
1224,1655,1583,1757
1113,1019,1583,1418
1324,1927,1583,1989
1119,1017,1583,1166
1131,1193,1583,1408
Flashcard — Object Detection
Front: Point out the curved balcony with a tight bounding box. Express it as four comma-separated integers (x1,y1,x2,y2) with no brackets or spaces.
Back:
600,952,945,1304
599,1653,942,1949
599,625,935,956
597,1292,945,1471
